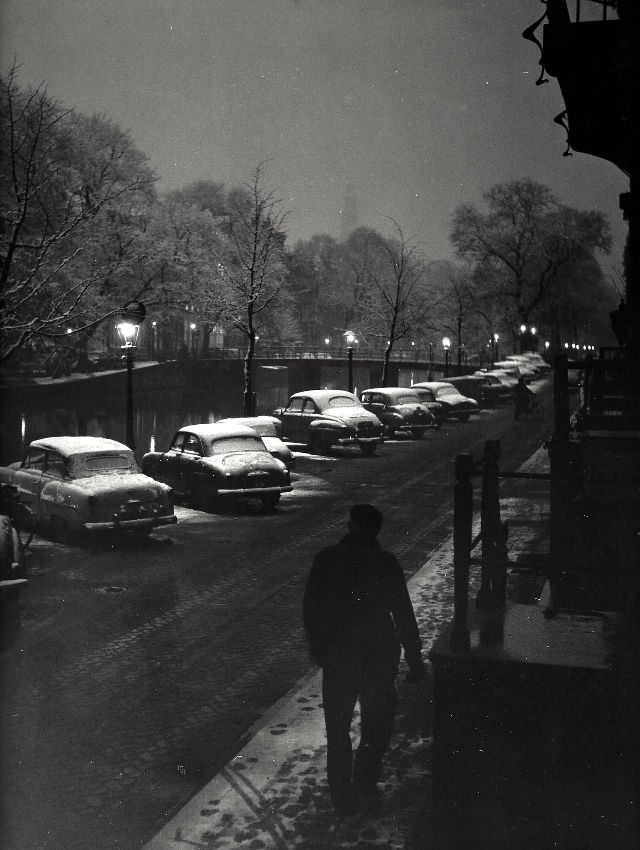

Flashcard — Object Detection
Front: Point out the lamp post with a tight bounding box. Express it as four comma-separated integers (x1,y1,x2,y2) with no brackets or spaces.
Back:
519,323,537,354
491,332,499,365
442,336,451,377
151,321,158,360
345,331,356,392
116,302,145,452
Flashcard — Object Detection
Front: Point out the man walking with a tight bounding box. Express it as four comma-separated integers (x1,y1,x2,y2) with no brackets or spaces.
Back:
303,504,424,815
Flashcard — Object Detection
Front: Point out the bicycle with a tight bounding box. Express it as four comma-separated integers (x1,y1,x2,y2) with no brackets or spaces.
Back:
0,484,35,550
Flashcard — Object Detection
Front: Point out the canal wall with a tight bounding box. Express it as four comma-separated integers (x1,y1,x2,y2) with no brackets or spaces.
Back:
0,357,440,463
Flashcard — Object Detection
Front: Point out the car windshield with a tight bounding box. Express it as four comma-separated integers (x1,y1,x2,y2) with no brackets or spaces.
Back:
208,436,267,455
395,394,420,404
321,396,361,410
69,452,138,478
436,387,462,398
414,389,435,402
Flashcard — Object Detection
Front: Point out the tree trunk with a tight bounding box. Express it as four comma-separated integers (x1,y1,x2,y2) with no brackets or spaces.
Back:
243,329,256,416
380,343,392,386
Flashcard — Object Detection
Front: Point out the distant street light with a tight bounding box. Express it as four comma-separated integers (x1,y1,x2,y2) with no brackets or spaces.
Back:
442,336,451,377
491,332,500,365
519,323,538,353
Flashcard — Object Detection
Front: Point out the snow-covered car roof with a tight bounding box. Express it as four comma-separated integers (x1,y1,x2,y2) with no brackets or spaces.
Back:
448,375,486,384
30,436,132,457
411,381,456,391
289,389,359,403
177,423,260,439
216,416,280,436
361,387,421,399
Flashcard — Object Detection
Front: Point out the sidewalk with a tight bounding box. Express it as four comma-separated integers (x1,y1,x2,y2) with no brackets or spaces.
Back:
144,447,551,850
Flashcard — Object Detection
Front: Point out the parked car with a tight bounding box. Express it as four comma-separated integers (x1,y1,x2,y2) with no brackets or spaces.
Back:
272,390,383,455
216,416,295,471
142,423,292,510
411,381,480,421
493,361,536,383
407,386,448,426
359,387,436,437
470,372,513,403
477,368,519,391
446,375,501,408
0,436,177,541
506,353,550,374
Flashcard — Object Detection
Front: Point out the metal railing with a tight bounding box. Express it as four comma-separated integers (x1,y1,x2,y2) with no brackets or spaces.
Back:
450,440,551,651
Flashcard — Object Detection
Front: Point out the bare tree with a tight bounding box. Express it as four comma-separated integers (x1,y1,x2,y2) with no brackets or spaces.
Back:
0,65,156,365
350,222,436,385
451,178,611,345
223,163,288,414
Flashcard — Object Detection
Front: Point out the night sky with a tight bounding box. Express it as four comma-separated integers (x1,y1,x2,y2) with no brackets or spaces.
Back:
0,0,627,264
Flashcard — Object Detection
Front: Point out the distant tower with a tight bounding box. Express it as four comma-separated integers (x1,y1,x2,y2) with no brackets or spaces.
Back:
340,185,358,240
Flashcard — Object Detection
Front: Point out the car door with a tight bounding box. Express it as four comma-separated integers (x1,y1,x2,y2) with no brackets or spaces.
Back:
160,432,186,489
38,450,67,522
361,392,387,423
175,433,204,494
279,397,305,441
300,398,321,440
12,445,47,520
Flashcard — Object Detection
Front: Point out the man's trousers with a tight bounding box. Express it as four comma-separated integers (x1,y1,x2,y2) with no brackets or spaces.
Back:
322,651,399,805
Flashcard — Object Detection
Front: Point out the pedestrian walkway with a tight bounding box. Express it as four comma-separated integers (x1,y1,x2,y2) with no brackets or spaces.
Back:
144,448,551,850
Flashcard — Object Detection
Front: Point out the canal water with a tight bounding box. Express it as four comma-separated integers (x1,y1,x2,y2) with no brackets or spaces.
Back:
0,359,430,465
1,362,290,465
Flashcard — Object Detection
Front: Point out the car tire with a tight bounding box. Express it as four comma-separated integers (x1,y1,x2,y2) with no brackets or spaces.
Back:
360,443,377,457
261,492,281,510
410,427,426,439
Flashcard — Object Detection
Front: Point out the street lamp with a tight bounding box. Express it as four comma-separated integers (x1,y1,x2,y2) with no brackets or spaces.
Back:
442,336,451,377
519,323,538,354
151,321,158,360
189,322,198,356
345,331,356,392
491,332,499,366
116,301,145,452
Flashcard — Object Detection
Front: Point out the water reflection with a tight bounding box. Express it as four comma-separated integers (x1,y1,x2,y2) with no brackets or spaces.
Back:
2,390,284,465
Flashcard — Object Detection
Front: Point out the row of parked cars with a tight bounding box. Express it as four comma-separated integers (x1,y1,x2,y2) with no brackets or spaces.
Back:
0,354,549,543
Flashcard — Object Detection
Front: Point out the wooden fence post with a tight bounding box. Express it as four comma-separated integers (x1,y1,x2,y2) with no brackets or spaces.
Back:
477,439,501,610
450,453,473,651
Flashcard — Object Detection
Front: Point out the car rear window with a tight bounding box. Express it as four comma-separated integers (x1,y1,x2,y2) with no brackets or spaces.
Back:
324,396,359,409
396,394,420,404
70,453,136,477
209,437,266,454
